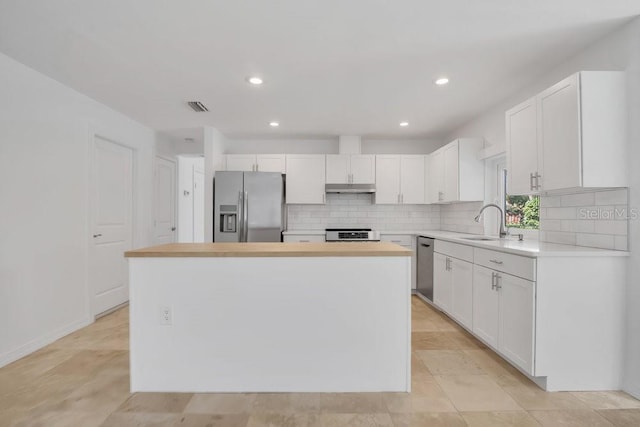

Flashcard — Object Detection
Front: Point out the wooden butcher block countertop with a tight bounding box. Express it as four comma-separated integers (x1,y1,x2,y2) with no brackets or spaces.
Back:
125,242,412,258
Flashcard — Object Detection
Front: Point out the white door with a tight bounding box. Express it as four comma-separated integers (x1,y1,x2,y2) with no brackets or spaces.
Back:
285,155,326,204
350,155,376,184
539,73,581,191
256,154,286,173
400,155,425,204
375,155,400,204
90,136,133,316
472,265,500,348
154,157,176,245
226,154,256,172
506,98,538,195
451,258,473,329
326,155,350,184
433,253,452,314
193,168,205,242
498,272,536,374
443,143,459,202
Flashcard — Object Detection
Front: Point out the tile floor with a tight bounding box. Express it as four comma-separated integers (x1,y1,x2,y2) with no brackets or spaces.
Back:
1,296,639,426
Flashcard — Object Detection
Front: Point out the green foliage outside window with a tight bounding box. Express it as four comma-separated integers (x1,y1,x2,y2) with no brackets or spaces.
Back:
506,195,539,230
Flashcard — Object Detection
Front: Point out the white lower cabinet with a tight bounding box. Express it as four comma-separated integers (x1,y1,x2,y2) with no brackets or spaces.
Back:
381,234,416,290
433,252,473,329
473,265,535,374
283,234,325,243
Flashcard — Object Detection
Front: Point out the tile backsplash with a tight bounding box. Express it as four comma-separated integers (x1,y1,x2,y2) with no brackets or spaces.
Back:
539,188,629,250
286,193,441,231
439,202,485,234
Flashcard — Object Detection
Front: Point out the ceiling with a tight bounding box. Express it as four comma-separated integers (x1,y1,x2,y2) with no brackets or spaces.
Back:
0,0,638,139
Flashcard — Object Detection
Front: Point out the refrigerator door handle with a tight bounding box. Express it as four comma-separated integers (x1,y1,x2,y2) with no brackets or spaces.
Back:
237,191,244,241
243,191,249,242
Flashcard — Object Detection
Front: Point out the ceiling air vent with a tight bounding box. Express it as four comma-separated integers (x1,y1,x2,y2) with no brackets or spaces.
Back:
187,101,209,112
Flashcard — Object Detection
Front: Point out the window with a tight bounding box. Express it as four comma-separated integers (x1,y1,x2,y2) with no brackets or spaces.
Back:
500,167,539,230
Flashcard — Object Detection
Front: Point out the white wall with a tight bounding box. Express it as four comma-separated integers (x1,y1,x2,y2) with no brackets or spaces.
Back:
445,18,640,398
204,127,226,241
156,131,204,158
224,137,444,155
0,51,156,367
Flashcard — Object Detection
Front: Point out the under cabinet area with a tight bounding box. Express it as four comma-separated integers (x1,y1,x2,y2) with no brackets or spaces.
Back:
506,71,627,194
282,234,325,243
429,237,626,391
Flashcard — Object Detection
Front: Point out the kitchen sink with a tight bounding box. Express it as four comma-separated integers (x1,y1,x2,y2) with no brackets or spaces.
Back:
461,236,500,241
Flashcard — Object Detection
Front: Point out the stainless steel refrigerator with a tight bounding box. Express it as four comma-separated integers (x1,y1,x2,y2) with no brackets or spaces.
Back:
213,171,284,242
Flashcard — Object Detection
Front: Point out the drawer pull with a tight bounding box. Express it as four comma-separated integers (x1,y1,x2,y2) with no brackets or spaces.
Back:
391,240,402,243
489,259,503,265
299,240,310,242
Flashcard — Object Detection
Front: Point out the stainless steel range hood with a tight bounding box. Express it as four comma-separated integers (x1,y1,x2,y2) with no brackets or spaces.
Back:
325,183,376,193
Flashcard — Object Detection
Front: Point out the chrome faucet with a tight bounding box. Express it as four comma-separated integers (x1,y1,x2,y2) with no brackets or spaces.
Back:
474,203,508,238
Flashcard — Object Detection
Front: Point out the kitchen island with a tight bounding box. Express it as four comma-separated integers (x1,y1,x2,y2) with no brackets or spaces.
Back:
124,242,412,393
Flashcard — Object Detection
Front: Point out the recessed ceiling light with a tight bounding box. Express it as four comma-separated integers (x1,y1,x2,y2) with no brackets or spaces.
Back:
269,121,279,127
435,77,449,86
400,121,409,127
247,76,263,85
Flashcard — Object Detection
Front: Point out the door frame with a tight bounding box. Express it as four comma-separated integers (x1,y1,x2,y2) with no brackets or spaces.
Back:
154,155,178,244
86,126,139,318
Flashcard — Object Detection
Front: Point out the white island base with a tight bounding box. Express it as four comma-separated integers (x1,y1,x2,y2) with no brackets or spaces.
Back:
126,243,412,393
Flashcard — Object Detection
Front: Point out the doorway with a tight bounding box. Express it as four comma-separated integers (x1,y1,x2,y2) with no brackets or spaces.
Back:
89,135,134,316
154,157,177,244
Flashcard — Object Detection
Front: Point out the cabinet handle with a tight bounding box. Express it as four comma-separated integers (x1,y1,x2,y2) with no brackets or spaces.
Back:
535,172,542,190
255,164,259,172
322,193,325,204
530,172,535,191
299,240,310,242
92,233,102,238
491,272,496,290
391,240,402,243
495,273,502,291
489,259,503,265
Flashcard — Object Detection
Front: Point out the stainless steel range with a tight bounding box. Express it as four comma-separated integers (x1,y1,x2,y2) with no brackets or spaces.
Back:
325,228,381,242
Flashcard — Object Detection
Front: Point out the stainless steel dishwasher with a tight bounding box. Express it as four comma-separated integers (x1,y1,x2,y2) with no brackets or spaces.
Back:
417,236,435,302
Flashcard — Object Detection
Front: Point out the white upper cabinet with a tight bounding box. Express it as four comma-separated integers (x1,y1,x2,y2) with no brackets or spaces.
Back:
506,97,539,195
428,138,484,203
225,154,256,172
506,71,627,194
326,154,375,184
375,155,425,204
285,155,326,204
225,154,286,173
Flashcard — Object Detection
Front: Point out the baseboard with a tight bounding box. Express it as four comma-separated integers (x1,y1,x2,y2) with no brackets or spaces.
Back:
0,316,93,368
623,383,640,400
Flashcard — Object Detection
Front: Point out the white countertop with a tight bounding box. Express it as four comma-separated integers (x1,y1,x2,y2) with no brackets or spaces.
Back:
415,230,629,258
282,229,629,258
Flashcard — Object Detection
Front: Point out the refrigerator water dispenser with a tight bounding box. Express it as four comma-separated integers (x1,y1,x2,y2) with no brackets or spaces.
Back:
219,205,237,232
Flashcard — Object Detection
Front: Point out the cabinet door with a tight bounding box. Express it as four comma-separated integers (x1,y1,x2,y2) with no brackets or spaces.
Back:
375,155,401,204
451,258,473,330
400,155,425,204
506,98,538,195
433,253,452,314
428,150,444,203
226,154,256,172
350,155,376,184
498,272,535,374
285,155,326,204
256,155,286,173
539,73,581,191
472,265,500,348
325,155,350,184
443,143,459,202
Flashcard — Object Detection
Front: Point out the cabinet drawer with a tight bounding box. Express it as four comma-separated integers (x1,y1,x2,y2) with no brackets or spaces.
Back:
434,240,473,263
381,234,413,247
283,235,325,243
474,248,536,281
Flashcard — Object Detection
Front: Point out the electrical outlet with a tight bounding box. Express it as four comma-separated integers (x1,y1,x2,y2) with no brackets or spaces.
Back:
159,306,172,325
